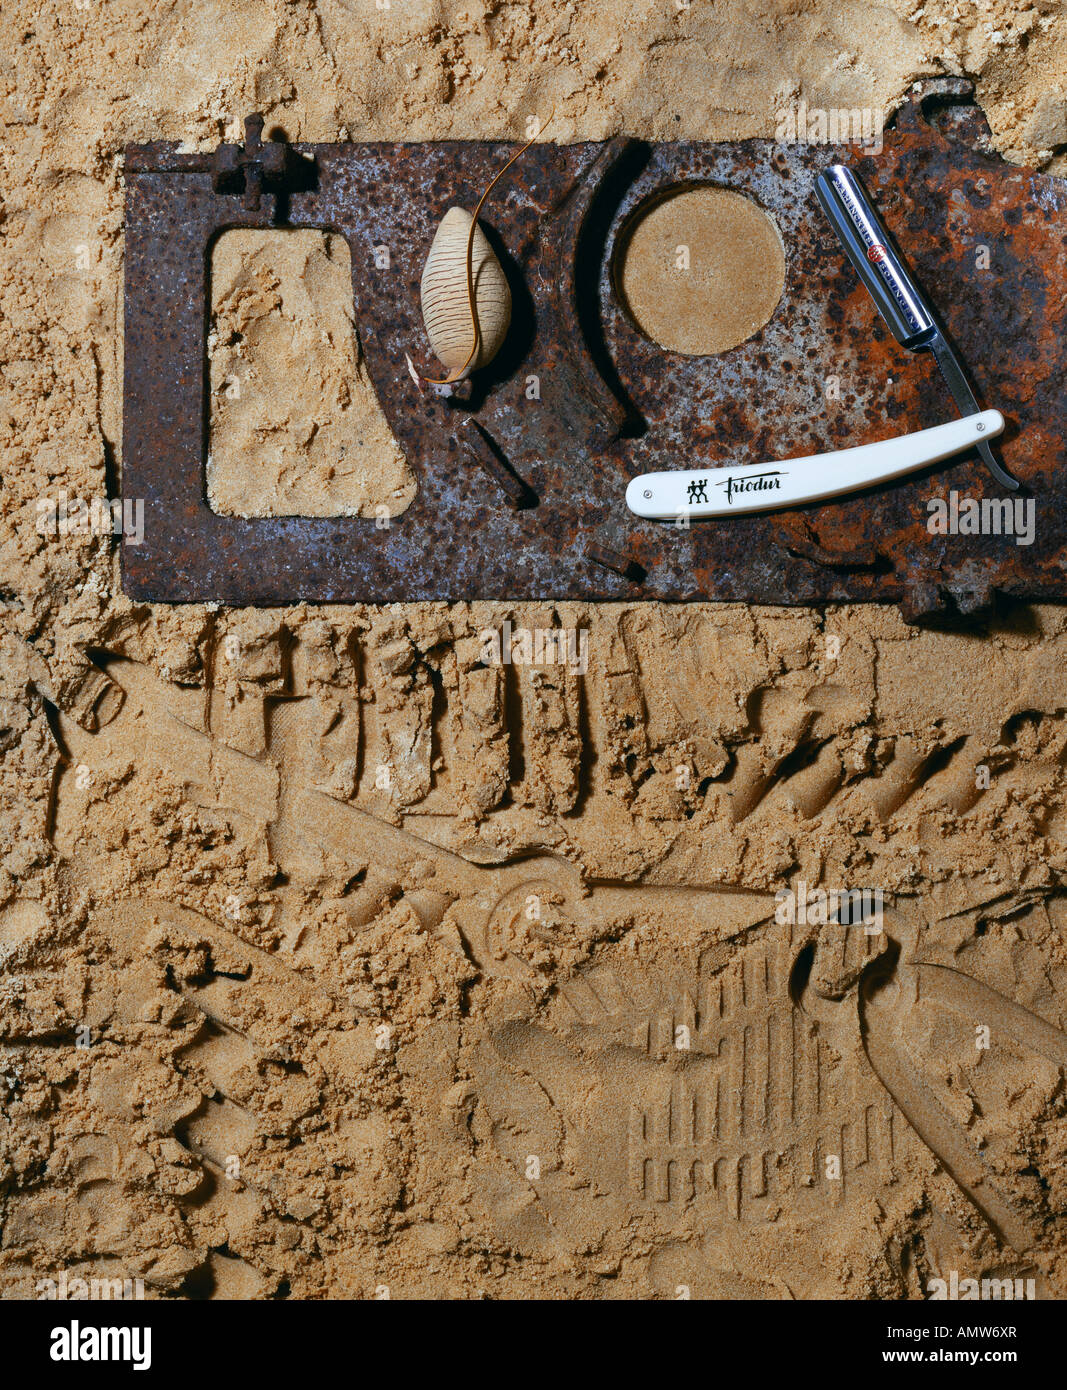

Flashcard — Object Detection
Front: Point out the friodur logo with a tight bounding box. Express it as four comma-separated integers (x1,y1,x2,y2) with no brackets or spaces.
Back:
713,470,784,507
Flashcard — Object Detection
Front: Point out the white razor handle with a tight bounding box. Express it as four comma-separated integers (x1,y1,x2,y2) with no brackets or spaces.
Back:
625,410,1006,519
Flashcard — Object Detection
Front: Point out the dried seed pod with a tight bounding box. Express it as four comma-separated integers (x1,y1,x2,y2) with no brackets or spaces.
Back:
407,118,552,389
420,207,511,380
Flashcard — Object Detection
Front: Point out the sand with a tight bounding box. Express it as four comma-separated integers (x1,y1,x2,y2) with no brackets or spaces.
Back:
207,229,416,518
3,0,1067,1301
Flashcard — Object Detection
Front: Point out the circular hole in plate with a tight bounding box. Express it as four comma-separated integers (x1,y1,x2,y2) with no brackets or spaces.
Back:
615,185,786,356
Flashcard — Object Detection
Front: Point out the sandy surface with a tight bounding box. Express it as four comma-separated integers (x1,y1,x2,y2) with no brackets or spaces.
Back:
208,229,416,518
3,0,1067,1300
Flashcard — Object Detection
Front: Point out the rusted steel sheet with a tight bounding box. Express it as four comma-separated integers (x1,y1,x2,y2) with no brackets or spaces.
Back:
122,87,1066,616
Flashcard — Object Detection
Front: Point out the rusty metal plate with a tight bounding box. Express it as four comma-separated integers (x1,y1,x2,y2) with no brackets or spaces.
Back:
122,84,1067,617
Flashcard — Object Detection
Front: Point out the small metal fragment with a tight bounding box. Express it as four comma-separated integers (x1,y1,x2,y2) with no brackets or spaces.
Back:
457,419,536,509
211,113,315,215
588,542,646,584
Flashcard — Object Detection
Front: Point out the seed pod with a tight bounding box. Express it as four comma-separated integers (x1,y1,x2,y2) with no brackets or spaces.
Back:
406,118,552,389
420,207,511,381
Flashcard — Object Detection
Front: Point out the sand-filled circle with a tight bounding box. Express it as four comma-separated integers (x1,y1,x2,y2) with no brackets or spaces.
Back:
617,186,786,355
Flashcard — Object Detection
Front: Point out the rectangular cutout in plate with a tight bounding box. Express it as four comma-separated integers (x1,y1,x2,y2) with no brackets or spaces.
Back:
207,228,414,520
